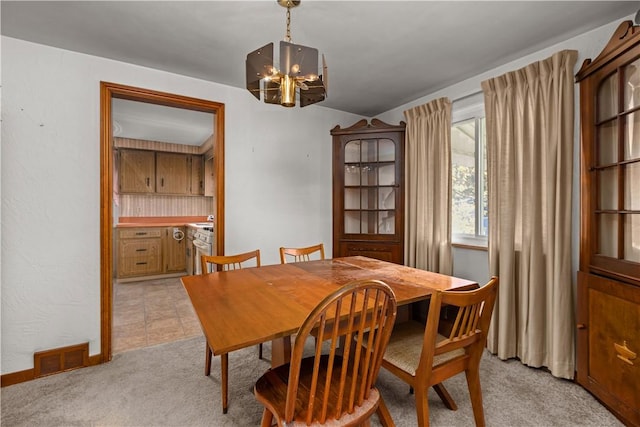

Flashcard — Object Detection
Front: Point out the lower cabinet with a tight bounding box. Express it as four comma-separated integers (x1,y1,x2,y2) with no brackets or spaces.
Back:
577,272,640,426
117,226,186,279
337,241,401,263
164,227,186,273
117,228,163,278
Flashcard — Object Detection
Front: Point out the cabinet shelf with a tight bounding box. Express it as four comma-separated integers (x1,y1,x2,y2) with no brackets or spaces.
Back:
344,161,396,166
344,208,396,213
344,185,399,189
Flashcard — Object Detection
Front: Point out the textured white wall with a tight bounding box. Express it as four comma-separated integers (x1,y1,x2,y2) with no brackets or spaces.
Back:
0,37,362,374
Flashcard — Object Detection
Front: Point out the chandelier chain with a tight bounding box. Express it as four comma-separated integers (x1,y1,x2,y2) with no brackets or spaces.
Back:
285,4,292,42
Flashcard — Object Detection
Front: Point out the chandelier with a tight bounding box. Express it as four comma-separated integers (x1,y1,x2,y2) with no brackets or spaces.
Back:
246,0,328,107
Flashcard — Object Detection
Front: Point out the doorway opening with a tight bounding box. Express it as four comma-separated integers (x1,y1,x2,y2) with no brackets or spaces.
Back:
100,82,225,362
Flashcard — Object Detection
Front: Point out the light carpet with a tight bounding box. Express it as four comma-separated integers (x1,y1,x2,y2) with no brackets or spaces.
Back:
1,335,623,426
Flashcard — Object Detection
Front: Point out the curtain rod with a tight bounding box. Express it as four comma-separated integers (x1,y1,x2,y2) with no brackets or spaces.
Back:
452,89,483,104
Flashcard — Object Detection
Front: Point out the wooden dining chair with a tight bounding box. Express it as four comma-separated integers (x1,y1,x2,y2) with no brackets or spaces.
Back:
254,279,398,427
377,276,498,427
200,249,261,273
279,243,325,264
199,249,261,414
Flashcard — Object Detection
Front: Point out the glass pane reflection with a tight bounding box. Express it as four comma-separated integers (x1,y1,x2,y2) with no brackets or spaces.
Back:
624,58,640,110
345,211,361,234
360,212,373,234
361,188,372,208
360,140,378,162
597,213,618,257
379,187,395,209
345,140,361,163
598,167,618,210
625,214,640,262
597,121,617,165
625,162,640,210
345,189,360,210
378,139,395,161
378,164,395,186
345,165,360,186
598,73,618,121
378,212,395,234
625,111,640,160
361,165,376,185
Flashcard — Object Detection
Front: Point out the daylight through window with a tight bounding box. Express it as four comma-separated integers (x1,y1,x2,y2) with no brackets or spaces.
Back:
451,116,487,245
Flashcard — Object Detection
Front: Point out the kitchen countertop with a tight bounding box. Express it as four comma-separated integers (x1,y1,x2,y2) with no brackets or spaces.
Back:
116,216,210,228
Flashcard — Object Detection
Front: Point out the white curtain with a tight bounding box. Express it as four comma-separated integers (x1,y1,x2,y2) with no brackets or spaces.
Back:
403,98,453,274
481,50,578,379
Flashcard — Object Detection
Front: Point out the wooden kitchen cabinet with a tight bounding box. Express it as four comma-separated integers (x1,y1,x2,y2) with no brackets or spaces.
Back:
117,149,208,196
575,20,640,426
189,155,204,195
117,226,188,279
331,119,406,264
164,226,186,272
118,149,155,193
156,152,190,194
117,228,162,278
204,155,215,197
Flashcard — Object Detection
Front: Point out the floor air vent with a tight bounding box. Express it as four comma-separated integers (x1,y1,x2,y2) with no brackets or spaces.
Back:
34,343,89,378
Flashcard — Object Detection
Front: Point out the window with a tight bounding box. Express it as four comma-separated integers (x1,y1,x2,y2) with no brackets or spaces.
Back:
451,109,488,247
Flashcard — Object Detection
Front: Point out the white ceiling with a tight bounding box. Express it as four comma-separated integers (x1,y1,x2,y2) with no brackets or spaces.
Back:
112,99,214,146
2,1,639,118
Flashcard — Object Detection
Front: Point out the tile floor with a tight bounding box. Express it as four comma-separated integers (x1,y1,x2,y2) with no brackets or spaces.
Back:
112,277,203,354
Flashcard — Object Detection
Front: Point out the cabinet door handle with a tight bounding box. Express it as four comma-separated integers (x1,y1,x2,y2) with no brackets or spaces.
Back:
146,177,150,187
136,248,147,252
135,232,147,236
614,341,636,366
161,178,164,187
135,262,148,266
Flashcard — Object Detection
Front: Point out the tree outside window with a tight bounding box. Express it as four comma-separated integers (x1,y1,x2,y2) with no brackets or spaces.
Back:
452,117,487,245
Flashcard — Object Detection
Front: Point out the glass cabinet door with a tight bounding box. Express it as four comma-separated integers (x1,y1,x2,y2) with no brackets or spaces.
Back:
343,137,398,235
593,60,640,268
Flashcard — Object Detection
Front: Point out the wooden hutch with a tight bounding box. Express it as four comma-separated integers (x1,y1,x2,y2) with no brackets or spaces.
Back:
575,20,640,426
331,119,405,264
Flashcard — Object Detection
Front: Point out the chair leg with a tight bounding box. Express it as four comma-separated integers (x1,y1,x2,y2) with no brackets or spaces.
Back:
259,343,263,359
375,396,395,427
414,386,430,427
433,383,457,411
465,368,486,427
205,342,212,376
260,408,274,427
221,353,229,414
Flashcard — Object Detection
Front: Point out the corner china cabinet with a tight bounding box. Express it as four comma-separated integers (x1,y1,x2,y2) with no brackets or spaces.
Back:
331,119,405,264
576,20,640,426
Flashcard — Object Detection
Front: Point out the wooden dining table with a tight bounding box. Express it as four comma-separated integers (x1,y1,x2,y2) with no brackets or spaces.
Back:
181,256,477,421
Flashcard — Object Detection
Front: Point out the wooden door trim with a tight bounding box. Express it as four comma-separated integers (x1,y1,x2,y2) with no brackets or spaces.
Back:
99,81,225,362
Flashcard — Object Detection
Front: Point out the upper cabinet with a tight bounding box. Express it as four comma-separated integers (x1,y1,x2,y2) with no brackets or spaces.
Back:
575,20,640,427
203,153,215,197
190,154,205,196
331,119,405,264
119,149,155,193
117,148,210,196
576,21,640,281
156,152,190,194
